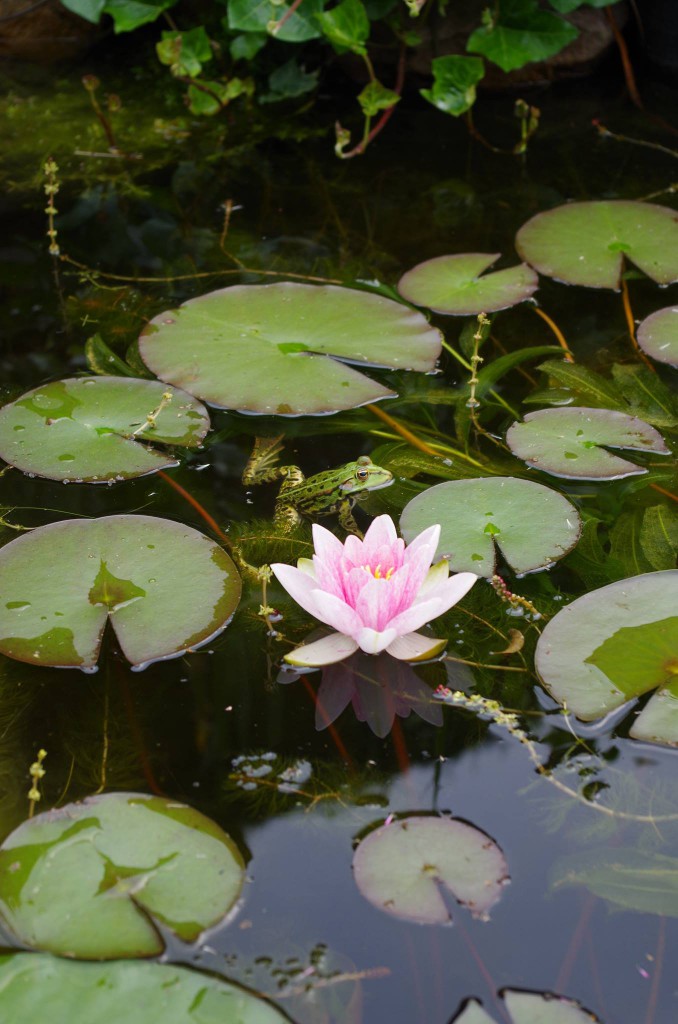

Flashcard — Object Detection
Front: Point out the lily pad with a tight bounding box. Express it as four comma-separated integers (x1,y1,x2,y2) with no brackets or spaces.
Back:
506,407,670,479
352,815,508,924
637,306,678,368
0,377,209,483
515,201,678,289
400,477,581,577
397,253,538,315
0,955,288,1022
535,571,678,744
453,991,600,1024
0,515,241,670
138,283,442,415
0,793,245,958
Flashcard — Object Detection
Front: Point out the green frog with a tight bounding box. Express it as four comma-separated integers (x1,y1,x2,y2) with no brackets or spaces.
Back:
242,436,393,537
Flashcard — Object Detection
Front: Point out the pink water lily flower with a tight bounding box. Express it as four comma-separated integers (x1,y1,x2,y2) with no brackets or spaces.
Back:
271,515,477,667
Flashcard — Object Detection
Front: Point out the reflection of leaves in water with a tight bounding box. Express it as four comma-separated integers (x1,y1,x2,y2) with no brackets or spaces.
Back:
222,751,388,819
211,941,385,1024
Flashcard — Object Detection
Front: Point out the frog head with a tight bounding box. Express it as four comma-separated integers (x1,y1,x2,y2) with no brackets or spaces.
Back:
339,455,393,497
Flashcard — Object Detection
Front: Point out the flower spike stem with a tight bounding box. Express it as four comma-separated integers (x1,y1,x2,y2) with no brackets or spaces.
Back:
490,575,543,621
27,749,47,818
433,689,678,824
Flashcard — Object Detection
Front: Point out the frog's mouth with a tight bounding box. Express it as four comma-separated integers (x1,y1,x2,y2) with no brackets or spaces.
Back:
367,475,395,492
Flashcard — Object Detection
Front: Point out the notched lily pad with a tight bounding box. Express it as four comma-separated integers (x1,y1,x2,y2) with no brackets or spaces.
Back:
535,571,678,745
637,306,678,368
516,200,678,289
138,282,442,415
506,407,670,480
352,815,508,924
0,793,245,959
0,515,241,670
400,477,580,577
0,377,209,483
453,991,600,1024
0,956,290,1022
397,253,538,315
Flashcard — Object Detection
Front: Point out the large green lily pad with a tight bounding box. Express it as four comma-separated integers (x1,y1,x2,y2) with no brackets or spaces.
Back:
0,793,245,959
535,571,678,744
515,201,678,289
138,283,442,415
0,515,241,670
397,253,538,315
506,407,670,479
453,991,600,1024
352,815,508,924
637,306,678,368
0,955,289,1022
0,377,209,483
400,477,580,577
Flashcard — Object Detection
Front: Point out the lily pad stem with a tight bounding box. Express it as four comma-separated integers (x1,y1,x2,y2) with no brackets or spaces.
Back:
532,306,573,363
620,277,657,372
157,470,232,546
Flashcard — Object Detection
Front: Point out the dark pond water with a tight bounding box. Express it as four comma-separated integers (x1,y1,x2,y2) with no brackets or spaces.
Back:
0,46,677,1024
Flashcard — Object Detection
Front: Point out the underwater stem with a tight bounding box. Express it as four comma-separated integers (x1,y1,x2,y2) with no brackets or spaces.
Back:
532,306,574,362
620,277,657,372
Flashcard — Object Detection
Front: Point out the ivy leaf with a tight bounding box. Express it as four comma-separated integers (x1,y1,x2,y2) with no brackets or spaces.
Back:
420,55,484,117
102,0,175,33
260,59,319,103
229,32,268,60
227,0,323,43
60,0,106,22
315,0,370,54
187,77,253,116
467,0,578,73
156,27,213,78
358,80,400,116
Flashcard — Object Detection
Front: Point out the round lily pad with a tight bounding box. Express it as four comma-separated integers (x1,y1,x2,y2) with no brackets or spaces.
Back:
0,377,209,483
400,477,581,577
0,515,241,670
637,306,678,368
506,407,670,480
453,992,599,1024
352,815,508,924
0,955,289,1022
397,253,538,315
535,571,678,744
138,283,442,416
516,200,678,289
0,793,246,959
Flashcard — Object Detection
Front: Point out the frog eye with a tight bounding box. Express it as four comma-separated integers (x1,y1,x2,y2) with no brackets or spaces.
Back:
356,468,370,482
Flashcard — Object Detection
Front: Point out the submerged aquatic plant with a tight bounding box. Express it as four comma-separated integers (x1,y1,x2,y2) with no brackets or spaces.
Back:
271,515,477,666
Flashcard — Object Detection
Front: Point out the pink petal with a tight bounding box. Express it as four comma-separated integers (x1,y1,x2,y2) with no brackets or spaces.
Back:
343,564,372,608
343,534,364,567
313,552,348,600
312,589,365,638
418,559,449,597
362,575,405,629
360,515,398,558
418,571,478,612
311,522,345,565
271,563,323,619
386,597,451,638
386,632,447,661
315,670,355,728
285,633,358,667
356,626,398,654
403,523,440,564
391,544,434,608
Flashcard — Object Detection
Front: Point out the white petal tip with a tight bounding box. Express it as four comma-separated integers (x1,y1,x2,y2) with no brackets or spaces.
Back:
284,633,359,667
386,632,447,662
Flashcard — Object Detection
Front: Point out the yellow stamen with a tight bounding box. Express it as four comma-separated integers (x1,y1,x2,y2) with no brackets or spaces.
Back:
362,563,394,579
